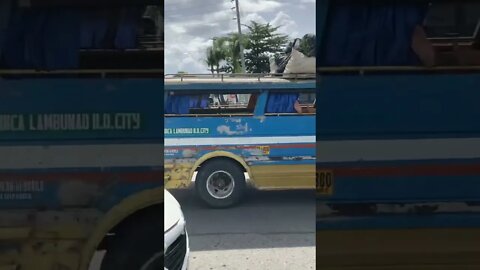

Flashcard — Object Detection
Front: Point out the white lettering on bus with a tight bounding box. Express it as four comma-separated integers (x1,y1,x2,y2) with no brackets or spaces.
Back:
164,128,210,135
0,114,26,131
29,114,89,131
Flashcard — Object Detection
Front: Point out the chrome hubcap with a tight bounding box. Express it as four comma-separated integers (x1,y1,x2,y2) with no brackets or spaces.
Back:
206,170,235,199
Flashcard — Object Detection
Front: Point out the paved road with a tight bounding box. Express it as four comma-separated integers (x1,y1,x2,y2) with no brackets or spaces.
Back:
170,188,316,270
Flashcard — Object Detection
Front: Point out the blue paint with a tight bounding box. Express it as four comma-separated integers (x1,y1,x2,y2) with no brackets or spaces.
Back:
316,74,480,140
0,78,163,212
254,92,269,116
0,79,164,142
316,1,480,230
166,116,314,138
316,74,480,228
316,74,480,211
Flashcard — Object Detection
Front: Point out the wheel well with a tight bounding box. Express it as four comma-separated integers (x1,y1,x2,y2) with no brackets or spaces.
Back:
197,156,247,173
96,203,163,250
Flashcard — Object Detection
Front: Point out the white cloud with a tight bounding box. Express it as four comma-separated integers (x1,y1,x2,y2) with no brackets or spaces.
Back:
239,0,284,13
165,0,315,74
242,13,267,27
271,11,299,37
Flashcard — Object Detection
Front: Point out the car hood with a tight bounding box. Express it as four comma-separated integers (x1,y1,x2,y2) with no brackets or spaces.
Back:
164,190,182,233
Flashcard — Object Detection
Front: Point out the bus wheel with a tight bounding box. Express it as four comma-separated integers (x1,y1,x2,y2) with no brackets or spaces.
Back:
196,160,246,208
100,216,163,270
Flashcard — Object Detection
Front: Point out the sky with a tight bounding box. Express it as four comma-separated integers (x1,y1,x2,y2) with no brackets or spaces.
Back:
164,0,316,74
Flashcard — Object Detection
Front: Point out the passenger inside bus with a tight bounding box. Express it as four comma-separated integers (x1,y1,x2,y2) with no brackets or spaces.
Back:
319,0,435,67
424,1,480,66
265,93,306,114
437,21,480,66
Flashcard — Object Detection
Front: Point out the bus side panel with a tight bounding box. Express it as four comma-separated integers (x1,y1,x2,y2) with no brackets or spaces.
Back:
317,74,480,140
0,79,163,218
317,73,480,228
165,115,315,189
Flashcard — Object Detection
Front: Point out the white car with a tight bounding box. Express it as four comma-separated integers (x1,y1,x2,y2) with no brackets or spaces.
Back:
164,190,189,270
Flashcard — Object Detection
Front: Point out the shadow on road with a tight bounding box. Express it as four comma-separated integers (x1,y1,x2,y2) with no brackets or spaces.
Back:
169,188,316,252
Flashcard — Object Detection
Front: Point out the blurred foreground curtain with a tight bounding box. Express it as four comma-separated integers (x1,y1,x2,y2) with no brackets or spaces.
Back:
0,0,13,66
2,6,145,69
319,0,430,66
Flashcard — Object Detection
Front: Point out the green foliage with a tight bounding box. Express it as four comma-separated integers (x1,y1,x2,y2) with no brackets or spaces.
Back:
244,21,289,73
285,34,316,57
205,20,315,74
205,38,229,74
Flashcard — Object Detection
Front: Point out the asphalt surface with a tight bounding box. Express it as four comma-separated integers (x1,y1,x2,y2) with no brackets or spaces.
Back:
170,188,316,270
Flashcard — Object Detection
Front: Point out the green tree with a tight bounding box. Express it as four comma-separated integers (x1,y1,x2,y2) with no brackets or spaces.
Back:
205,47,217,74
221,33,249,73
204,38,229,74
285,34,316,57
244,21,289,73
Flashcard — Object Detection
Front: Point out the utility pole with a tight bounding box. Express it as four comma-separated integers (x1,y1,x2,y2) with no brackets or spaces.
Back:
233,0,246,74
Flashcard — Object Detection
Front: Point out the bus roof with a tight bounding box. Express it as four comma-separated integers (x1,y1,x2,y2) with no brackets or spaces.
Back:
164,73,316,91
165,73,315,83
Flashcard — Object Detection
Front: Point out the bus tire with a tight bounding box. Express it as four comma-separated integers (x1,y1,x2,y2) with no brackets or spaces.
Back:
100,217,163,270
195,159,246,208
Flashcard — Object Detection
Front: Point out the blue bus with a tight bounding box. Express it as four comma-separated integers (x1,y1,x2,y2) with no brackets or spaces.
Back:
0,3,164,269
164,74,316,208
316,0,480,268
0,71,164,270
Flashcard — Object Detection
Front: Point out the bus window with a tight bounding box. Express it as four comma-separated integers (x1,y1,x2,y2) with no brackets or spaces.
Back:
319,0,431,67
318,0,480,70
265,91,316,115
266,93,299,113
164,94,207,114
165,91,258,116
425,1,480,66
298,92,316,113
0,4,163,71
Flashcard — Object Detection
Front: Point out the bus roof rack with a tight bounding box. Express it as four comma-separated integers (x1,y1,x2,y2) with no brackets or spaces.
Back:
317,65,480,74
164,73,316,83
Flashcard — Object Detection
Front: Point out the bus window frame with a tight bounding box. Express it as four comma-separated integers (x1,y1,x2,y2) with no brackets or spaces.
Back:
164,89,260,117
164,80,316,117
